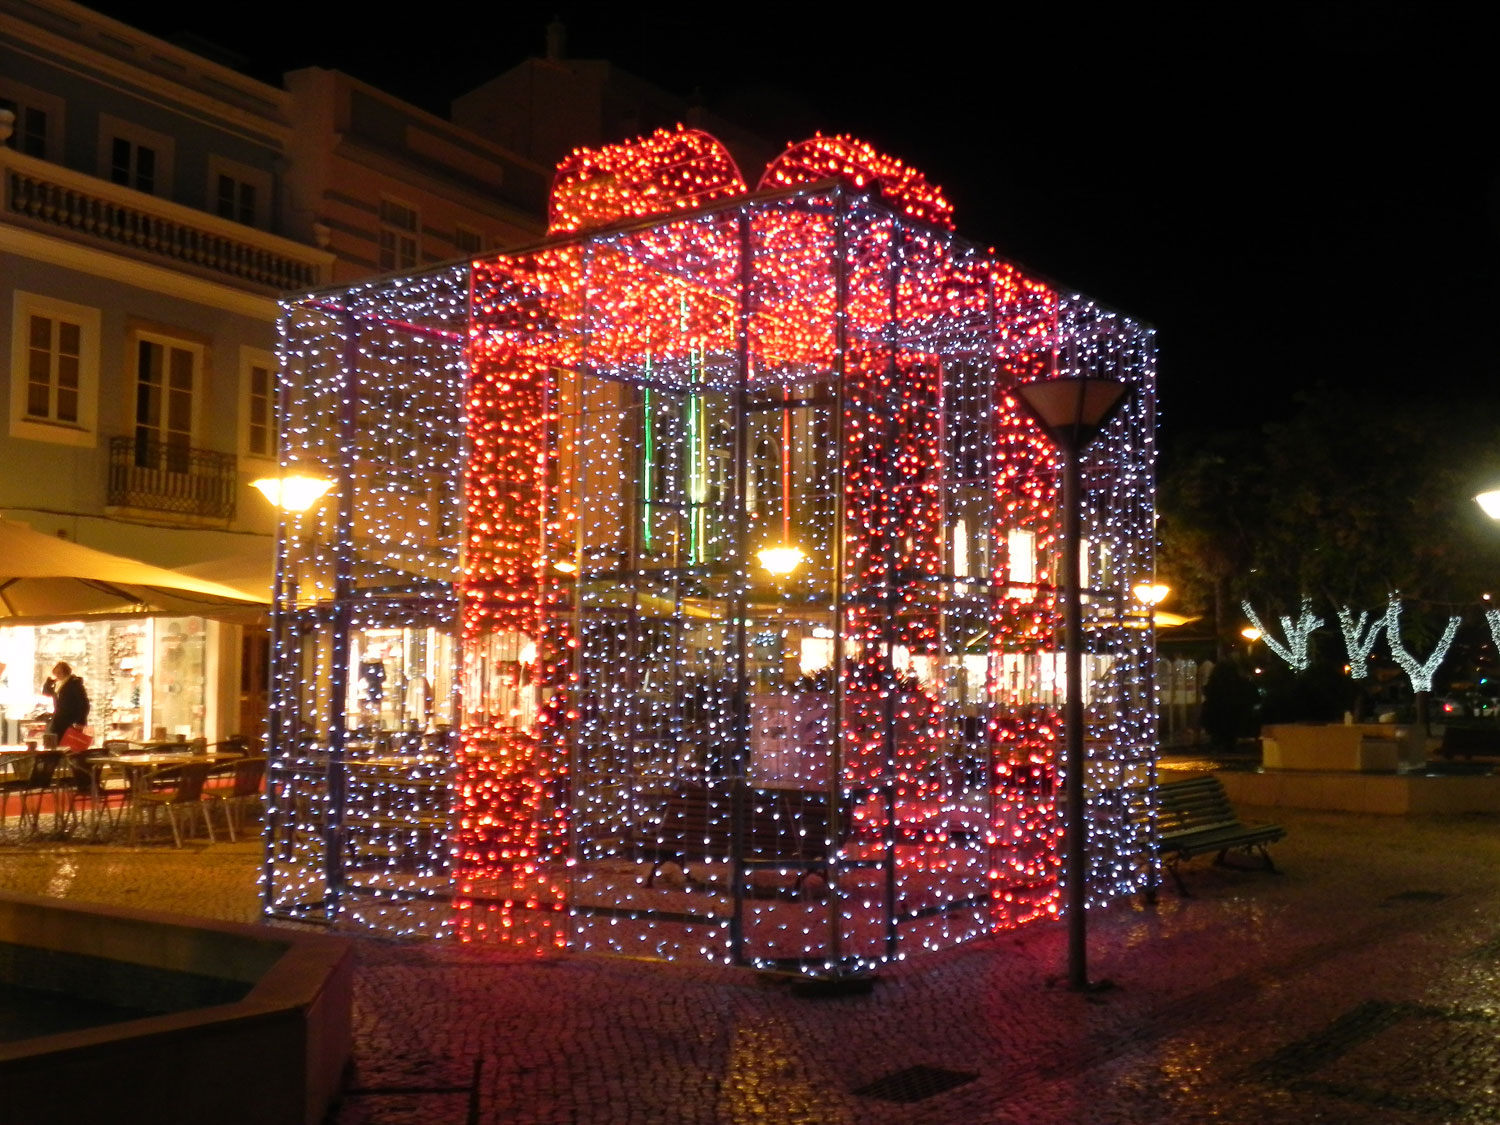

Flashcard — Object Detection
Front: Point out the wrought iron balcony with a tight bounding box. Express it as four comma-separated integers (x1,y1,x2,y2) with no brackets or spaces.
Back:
108,436,238,521
2,148,332,293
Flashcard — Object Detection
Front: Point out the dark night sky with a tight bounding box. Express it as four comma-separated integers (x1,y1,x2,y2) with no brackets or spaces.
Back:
83,4,1500,449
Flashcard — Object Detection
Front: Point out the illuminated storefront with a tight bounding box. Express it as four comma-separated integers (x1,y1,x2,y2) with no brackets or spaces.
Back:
0,616,222,743
267,128,1156,976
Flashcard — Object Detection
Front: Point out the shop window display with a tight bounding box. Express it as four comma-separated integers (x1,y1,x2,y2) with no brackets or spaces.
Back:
0,616,211,742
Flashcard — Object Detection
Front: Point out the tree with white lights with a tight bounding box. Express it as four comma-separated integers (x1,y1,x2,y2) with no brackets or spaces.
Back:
1241,600,1323,672
1335,606,1383,680
1385,596,1460,694
1385,596,1460,729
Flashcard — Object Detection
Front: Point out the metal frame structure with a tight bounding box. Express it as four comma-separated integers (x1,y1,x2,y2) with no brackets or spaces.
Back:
266,129,1157,977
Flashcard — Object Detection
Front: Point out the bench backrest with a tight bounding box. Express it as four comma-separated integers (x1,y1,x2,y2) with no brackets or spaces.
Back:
641,785,839,860
1155,776,1239,834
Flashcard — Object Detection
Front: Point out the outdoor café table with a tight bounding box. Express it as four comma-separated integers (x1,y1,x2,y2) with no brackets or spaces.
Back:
0,744,46,764
0,744,31,775
346,754,448,769
92,751,238,841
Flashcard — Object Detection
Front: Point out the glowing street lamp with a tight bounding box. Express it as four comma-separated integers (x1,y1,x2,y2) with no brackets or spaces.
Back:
1013,375,1130,993
1476,489,1500,521
251,473,334,513
1133,582,1170,608
1240,626,1263,642
757,543,806,577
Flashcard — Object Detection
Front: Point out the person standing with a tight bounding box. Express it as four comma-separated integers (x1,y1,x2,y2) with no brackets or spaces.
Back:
42,661,90,742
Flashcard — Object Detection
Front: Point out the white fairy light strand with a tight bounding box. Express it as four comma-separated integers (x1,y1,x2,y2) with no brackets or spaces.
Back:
266,264,467,939
1335,606,1384,680
1384,596,1460,695
1242,600,1322,672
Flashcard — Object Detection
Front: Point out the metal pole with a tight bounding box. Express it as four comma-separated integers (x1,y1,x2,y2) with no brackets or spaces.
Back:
1012,374,1127,992
263,312,293,916
827,187,849,969
728,207,753,964
1144,603,1160,905
1063,444,1088,991
325,311,359,914
881,216,902,961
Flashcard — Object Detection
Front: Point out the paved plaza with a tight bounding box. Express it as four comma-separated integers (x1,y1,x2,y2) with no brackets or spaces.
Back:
5,785,1500,1124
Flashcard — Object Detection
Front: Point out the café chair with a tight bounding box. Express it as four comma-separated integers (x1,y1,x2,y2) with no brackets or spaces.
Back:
1,749,39,829
73,751,133,837
134,761,214,848
209,755,267,841
7,750,65,838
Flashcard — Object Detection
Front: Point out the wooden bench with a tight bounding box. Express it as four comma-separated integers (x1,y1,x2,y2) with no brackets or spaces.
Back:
1154,775,1285,895
629,785,840,895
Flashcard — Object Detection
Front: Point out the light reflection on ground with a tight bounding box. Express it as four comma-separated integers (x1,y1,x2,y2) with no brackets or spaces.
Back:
5,803,1500,1123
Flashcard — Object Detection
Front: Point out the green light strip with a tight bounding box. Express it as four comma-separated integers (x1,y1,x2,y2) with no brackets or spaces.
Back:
642,350,653,552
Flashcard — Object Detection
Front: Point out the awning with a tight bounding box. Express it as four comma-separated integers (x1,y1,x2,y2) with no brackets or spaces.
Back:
0,518,265,623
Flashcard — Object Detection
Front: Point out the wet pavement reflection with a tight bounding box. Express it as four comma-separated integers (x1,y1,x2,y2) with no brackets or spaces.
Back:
4,802,1500,1123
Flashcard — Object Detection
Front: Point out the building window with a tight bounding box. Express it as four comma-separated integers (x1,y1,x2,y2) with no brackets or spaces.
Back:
0,80,63,160
207,157,271,229
134,334,200,469
240,347,276,459
26,313,81,423
9,292,99,446
2,99,48,157
454,226,482,256
216,173,256,224
98,116,173,198
111,136,156,193
379,198,419,270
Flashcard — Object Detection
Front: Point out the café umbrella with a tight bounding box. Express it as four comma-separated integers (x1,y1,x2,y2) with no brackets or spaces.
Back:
0,518,264,621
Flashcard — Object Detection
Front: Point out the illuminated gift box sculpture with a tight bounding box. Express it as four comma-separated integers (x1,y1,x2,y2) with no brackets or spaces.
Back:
269,128,1157,976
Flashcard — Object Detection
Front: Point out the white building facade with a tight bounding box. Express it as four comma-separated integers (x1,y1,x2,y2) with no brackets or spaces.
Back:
0,0,544,744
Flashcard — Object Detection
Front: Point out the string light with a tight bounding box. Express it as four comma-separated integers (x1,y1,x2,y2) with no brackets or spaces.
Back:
1335,605,1384,680
758,133,954,230
266,267,469,937
549,125,747,236
1385,595,1459,695
267,128,1157,973
1241,600,1321,672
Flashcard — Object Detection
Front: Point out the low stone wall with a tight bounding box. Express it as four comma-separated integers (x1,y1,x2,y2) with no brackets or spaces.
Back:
1262,722,1426,772
1218,769,1500,815
0,892,352,1125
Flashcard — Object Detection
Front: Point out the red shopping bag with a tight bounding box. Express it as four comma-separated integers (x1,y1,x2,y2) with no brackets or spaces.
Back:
60,726,94,752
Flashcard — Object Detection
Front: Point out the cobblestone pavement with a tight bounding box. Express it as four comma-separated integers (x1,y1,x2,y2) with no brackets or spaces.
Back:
5,803,1500,1124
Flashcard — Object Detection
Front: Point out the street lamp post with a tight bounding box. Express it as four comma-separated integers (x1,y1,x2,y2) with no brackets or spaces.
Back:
1014,376,1130,993
1133,581,1170,904
252,467,337,908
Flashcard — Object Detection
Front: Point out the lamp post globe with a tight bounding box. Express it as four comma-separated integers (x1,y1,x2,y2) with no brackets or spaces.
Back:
1475,489,1500,521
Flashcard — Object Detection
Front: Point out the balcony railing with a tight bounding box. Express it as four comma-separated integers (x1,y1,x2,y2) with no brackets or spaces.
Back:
109,435,238,521
2,148,332,293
